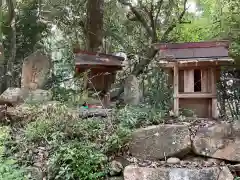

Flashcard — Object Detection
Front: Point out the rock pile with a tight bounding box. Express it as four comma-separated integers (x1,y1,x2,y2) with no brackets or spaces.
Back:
0,51,52,107
110,121,240,180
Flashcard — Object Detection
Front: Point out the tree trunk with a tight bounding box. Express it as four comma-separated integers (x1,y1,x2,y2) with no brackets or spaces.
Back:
84,0,104,92
6,0,17,87
86,0,104,52
0,0,6,93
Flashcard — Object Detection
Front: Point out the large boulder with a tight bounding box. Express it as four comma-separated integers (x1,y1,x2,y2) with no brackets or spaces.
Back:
124,165,234,180
192,122,240,162
24,89,52,103
128,125,191,160
0,88,29,106
0,88,52,106
123,75,141,105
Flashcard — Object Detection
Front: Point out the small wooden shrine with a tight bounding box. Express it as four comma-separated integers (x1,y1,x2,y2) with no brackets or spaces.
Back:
74,49,124,107
153,41,234,118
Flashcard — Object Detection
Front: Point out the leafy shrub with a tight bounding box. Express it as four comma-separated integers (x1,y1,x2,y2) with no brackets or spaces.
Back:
0,126,27,180
25,119,55,142
105,125,131,153
116,105,166,129
116,105,149,129
0,126,10,157
22,103,134,179
48,142,108,180
24,104,77,142
0,158,27,180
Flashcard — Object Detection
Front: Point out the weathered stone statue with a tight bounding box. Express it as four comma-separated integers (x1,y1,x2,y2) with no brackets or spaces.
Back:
21,51,51,90
123,75,140,105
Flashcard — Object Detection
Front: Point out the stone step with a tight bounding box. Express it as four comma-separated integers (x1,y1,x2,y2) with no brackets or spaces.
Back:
124,165,234,180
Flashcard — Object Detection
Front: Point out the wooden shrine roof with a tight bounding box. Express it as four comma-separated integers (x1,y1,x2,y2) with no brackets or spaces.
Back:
74,49,124,67
153,41,233,61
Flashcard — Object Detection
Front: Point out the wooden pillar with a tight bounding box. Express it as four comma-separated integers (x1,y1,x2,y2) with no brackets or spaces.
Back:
163,68,173,87
173,63,179,116
201,69,208,93
210,68,218,119
184,69,194,92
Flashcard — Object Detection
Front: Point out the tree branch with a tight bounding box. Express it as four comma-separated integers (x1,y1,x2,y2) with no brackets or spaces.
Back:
143,0,156,40
161,0,188,42
154,0,164,26
118,0,153,38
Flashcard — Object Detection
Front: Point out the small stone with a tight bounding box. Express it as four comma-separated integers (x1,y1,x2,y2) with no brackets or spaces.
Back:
107,177,124,180
109,160,123,176
26,166,43,180
167,157,180,164
203,161,213,167
180,161,187,166
220,161,226,166
159,161,166,165
207,158,222,165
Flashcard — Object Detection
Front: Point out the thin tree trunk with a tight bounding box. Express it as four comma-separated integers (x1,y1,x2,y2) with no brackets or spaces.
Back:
84,0,105,94
86,0,104,52
6,0,17,87
0,0,6,93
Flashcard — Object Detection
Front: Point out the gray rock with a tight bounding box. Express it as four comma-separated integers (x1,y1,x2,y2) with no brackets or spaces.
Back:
0,87,29,106
192,122,240,162
123,75,141,105
24,89,52,103
128,125,191,160
26,166,43,180
109,160,123,176
106,177,124,180
124,165,234,180
167,157,180,164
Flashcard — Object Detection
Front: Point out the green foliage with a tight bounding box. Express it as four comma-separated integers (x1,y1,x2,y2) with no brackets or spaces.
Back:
0,126,10,157
48,142,107,180
2,0,49,59
22,103,132,179
105,125,131,153
0,158,27,180
143,68,172,110
116,105,166,129
24,104,68,142
0,126,27,180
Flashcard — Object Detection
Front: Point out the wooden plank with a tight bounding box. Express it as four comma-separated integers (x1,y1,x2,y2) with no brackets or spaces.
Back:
210,68,217,94
179,70,184,92
208,99,212,118
178,93,216,98
173,63,179,116
184,69,194,92
164,69,173,86
212,98,218,119
153,40,230,50
201,69,208,92
211,66,218,119
207,68,212,92
159,60,233,68
216,68,221,82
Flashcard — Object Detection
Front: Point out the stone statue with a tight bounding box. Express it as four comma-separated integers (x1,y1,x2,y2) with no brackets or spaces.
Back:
21,51,51,90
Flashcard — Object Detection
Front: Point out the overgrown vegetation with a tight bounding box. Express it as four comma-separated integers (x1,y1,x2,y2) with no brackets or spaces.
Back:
0,102,167,179
0,126,26,180
0,0,239,179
